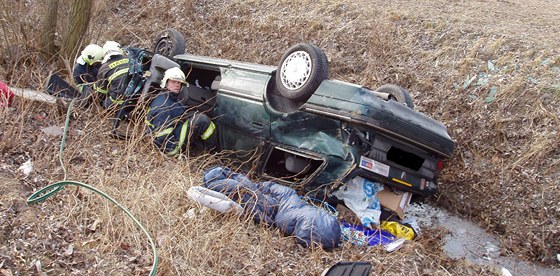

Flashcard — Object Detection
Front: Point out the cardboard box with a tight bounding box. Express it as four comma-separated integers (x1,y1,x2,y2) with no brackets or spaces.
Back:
376,187,412,220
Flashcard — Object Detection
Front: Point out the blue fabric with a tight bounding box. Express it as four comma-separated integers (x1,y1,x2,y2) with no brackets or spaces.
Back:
340,221,396,246
72,63,100,85
147,92,217,153
146,92,186,152
203,166,341,249
203,166,278,225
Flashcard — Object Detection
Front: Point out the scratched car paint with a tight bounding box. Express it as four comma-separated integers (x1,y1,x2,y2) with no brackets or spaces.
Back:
138,29,455,199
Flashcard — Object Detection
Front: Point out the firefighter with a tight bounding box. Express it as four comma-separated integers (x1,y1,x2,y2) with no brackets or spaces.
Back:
72,44,103,107
95,41,129,109
146,67,217,155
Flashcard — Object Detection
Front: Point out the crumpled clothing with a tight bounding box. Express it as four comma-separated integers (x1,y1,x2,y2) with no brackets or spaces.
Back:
203,166,341,249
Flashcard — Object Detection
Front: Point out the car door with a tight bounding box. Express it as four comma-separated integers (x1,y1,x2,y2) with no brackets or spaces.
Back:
214,68,271,161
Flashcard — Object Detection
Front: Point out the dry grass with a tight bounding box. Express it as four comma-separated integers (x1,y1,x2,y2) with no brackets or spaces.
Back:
1,0,559,274
1,102,493,274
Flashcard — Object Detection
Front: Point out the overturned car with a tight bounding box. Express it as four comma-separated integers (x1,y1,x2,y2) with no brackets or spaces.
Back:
130,29,455,199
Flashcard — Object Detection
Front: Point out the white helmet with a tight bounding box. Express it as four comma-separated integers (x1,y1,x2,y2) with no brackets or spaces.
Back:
102,41,123,59
81,44,103,65
161,67,186,88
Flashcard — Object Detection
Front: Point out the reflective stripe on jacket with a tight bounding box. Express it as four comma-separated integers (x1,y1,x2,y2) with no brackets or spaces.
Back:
95,55,129,101
146,91,187,154
146,91,217,155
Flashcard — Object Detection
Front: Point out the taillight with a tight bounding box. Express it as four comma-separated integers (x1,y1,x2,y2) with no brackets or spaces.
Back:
436,160,444,171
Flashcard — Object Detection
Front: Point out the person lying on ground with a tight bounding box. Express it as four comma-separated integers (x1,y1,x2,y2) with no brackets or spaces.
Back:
145,67,217,156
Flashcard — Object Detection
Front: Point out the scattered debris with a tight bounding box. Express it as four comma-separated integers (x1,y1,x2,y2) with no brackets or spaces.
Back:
339,221,407,252
383,238,406,252
64,244,74,256
18,159,33,176
376,187,412,220
10,86,57,104
183,208,197,219
195,166,417,252
380,221,416,240
340,221,396,247
487,60,497,72
187,186,243,214
456,55,558,104
332,176,383,227
321,261,372,276
476,72,489,86
41,126,64,137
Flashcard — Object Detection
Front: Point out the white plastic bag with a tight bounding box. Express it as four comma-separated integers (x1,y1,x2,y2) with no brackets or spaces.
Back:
333,176,383,228
18,159,33,176
186,186,243,214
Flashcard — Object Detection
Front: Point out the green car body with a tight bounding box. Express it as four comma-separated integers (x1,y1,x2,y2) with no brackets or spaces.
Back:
157,51,454,198
122,39,452,200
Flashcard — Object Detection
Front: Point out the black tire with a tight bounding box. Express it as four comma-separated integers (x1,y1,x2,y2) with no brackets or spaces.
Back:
275,43,328,101
153,28,186,57
376,84,414,109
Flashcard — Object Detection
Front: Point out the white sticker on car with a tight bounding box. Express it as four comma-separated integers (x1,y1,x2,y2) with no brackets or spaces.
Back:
359,156,390,177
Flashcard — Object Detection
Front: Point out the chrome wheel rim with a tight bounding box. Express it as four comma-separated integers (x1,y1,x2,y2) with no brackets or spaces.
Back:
280,51,312,90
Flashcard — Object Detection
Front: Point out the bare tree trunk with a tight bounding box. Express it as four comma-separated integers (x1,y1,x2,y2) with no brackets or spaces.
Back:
39,0,58,61
60,0,92,61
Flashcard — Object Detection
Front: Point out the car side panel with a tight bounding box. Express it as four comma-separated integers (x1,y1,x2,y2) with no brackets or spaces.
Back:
215,68,271,152
269,111,356,194
269,111,347,159
304,80,455,158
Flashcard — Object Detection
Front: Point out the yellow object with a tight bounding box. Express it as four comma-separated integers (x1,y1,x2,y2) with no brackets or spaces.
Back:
380,221,415,240
391,177,412,187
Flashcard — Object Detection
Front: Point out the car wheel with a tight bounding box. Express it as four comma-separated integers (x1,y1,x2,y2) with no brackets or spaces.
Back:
376,84,414,109
275,43,328,101
153,28,186,57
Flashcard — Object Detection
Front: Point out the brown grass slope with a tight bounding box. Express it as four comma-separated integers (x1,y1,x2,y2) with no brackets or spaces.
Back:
1,0,558,274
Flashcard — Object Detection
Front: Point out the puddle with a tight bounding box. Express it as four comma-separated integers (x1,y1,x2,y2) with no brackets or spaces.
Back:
407,203,560,275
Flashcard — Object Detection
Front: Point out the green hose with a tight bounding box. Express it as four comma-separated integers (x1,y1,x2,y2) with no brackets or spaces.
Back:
27,98,158,275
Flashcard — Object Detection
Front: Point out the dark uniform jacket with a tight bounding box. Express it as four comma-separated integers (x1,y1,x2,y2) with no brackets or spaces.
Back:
72,62,101,87
95,54,129,107
146,90,217,155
